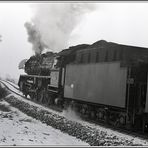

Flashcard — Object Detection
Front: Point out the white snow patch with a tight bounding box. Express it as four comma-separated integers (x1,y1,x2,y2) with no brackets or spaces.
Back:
0,100,89,146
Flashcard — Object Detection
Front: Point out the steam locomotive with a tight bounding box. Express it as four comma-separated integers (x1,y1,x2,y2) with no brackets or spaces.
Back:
18,40,148,132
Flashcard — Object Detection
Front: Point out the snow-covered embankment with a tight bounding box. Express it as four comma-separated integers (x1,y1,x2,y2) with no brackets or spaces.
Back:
4,94,147,146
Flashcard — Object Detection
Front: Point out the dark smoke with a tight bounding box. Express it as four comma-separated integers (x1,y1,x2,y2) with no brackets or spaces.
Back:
26,3,96,54
24,22,48,55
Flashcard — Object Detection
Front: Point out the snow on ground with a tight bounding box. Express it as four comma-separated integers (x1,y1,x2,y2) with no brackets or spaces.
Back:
0,100,89,146
2,80,148,146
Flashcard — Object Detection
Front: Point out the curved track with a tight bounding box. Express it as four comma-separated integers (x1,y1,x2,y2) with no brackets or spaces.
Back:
3,80,19,90
1,79,148,141
0,79,62,112
0,80,27,99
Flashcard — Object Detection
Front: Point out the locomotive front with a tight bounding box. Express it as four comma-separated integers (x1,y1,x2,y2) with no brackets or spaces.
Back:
18,52,61,104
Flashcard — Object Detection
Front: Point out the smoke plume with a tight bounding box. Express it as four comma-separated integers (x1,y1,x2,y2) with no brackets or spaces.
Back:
24,22,48,55
26,3,96,54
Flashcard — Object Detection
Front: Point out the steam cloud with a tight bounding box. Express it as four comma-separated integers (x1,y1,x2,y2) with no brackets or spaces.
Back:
24,22,48,55
62,106,81,122
25,3,96,54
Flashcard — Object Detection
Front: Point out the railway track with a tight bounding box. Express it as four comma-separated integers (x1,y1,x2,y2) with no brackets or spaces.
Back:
1,79,148,143
3,80,20,90
0,79,62,112
0,80,27,100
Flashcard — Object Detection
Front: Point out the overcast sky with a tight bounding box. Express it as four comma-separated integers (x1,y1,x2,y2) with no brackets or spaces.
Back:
0,2,148,80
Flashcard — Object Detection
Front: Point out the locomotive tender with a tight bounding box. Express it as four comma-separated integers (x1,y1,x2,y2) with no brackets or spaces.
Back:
18,40,148,132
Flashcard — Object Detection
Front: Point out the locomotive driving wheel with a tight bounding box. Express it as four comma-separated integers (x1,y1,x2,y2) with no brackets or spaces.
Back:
44,93,50,105
29,93,35,100
37,89,45,103
38,89,48,104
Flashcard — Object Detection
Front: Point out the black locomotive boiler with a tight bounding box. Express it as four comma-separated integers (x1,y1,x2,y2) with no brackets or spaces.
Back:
18,40,148,133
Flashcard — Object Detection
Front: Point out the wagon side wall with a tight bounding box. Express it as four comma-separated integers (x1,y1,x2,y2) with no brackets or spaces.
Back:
64,62,127,108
